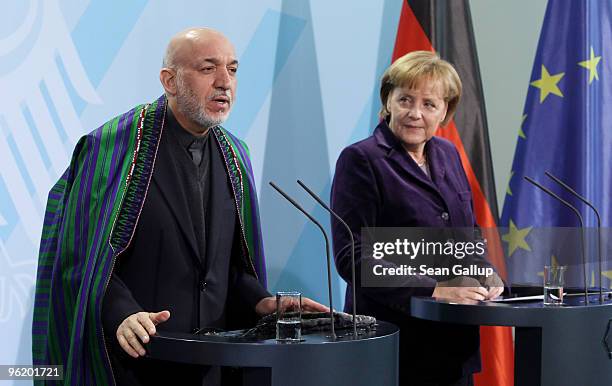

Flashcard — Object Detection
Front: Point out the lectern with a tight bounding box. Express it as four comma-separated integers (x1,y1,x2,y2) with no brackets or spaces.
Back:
411,295,612,386
146,321,399,386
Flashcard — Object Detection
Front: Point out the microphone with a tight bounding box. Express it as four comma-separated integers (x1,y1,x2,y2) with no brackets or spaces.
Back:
544,171,604,303
269,181,336,339
297,179,357,338
523,176,589,304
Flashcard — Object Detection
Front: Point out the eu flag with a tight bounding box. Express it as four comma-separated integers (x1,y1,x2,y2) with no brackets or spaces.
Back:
500,0,612,288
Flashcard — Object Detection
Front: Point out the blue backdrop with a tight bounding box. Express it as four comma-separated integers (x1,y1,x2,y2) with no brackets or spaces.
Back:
0,0,403,372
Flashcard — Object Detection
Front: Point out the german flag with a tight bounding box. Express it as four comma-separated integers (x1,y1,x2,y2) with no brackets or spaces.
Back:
392,1,513,385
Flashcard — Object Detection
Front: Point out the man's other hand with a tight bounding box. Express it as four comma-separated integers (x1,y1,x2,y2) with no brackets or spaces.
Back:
116,310,170,358
255,296,331,316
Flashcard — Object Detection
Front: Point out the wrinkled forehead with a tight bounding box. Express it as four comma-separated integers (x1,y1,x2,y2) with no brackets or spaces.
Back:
177,33,237,68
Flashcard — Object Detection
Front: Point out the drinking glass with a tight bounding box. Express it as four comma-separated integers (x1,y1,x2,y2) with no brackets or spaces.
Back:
276,291,302,341
543,265,566,305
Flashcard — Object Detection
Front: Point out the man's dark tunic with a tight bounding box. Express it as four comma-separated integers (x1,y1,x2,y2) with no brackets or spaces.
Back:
102,108,270,385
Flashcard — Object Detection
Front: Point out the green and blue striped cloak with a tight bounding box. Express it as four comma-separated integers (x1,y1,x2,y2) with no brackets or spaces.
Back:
32,95,267,385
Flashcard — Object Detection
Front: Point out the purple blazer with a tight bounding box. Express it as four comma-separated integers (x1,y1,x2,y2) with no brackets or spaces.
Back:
330,120,482,382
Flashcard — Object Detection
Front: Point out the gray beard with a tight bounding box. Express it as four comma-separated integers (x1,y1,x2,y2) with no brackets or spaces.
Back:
175,80,227,130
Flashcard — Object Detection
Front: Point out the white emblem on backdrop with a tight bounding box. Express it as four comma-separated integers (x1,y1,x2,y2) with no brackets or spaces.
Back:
0,0,99,325
0,0,100,245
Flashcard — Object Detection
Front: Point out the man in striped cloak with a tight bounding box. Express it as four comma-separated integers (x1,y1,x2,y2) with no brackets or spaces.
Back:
33,28,326,385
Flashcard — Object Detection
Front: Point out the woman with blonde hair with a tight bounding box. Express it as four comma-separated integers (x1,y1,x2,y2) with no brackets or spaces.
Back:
331,51,502,386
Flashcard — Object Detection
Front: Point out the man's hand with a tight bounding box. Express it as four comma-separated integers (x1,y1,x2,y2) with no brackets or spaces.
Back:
255,296,331,316
116,310,170,358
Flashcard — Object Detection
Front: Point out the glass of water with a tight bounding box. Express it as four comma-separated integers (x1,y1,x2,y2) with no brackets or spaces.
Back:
276,291,302,342
543,265,566,305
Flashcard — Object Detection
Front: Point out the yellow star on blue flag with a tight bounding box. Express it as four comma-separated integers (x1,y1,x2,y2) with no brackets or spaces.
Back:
519,114,527,139
530,65,565,103
578,46,602,84
502,220,532,257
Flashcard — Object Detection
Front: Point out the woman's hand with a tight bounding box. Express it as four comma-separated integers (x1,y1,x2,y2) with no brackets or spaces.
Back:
432,285,490,302
432,276,490,302
484,273,505,299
